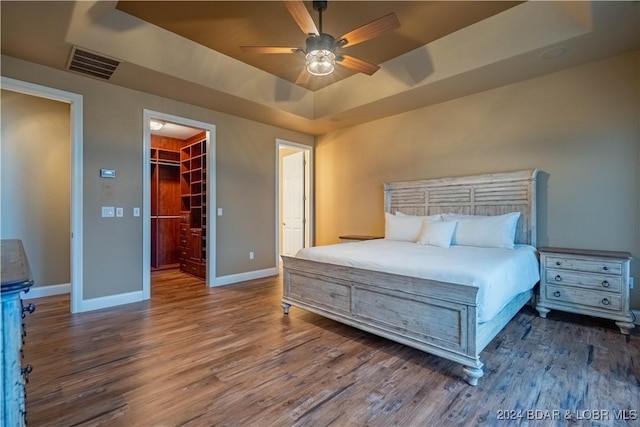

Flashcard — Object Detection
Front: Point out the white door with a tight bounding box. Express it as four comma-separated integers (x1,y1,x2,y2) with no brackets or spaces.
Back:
282,151,305,256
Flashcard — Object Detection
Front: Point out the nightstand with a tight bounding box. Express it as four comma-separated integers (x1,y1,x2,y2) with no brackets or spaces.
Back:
536,247,635,334
338,235,384,243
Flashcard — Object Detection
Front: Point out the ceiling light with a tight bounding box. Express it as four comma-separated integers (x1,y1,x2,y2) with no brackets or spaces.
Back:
305,33,336,76
306,49,335,76
149,120,165,131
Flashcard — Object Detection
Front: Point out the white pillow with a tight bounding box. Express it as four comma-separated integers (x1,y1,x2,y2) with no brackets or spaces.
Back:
417,219,457,248
385,212,427,242
442,212,521,249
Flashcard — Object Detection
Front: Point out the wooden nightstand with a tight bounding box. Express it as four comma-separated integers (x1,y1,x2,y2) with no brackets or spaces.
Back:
338,235,384,243
536,247,635,334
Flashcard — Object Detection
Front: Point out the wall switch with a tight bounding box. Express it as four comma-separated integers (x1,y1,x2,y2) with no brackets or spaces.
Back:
101,206,115,217
630,277,634,289
249,251,254,260
116,207,124,217
133,207,140,217
217,208,223,217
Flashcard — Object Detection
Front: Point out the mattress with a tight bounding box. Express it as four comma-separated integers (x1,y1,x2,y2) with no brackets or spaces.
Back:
295,239,540,323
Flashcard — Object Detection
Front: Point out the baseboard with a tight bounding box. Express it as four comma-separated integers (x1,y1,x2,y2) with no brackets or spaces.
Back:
22,283,70,299
80,290,144,312
211,267,278,287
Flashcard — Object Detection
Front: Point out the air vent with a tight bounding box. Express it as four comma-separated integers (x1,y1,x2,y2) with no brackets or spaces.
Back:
66,47,120,80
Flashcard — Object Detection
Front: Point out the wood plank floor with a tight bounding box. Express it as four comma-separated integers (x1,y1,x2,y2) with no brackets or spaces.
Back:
22,270,640,427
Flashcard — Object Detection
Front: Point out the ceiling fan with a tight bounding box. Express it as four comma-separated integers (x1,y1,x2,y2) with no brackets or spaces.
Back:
240,0,400,85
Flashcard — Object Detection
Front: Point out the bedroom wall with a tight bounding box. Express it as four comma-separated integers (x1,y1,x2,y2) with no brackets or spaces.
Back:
1,55,314,301
1,90,71,288
314,51,640,310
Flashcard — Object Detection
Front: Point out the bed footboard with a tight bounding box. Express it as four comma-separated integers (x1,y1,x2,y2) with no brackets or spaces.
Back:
281,255,486,385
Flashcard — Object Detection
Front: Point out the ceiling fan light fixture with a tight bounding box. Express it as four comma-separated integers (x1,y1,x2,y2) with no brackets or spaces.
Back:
305,33,336,76
306,49,335,76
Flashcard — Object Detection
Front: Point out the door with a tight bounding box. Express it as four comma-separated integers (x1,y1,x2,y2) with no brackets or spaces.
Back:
282,151,305,256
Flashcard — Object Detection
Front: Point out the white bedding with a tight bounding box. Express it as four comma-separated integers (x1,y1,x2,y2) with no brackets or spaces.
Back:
295,239,540,323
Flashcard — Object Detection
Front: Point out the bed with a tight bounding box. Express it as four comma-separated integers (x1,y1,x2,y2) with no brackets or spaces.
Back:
281,169,539,385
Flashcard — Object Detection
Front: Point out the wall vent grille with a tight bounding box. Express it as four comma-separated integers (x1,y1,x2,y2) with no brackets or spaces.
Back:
66,47,120,80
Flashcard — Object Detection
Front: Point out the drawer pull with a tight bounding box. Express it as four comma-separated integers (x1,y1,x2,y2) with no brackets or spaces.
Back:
602,280,610,288
554,275,562,282
601,298,611,306
602,266,609,271
555,261,562,266
553,291,561,297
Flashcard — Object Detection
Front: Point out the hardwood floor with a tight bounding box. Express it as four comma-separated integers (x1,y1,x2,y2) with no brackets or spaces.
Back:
23,270,639,426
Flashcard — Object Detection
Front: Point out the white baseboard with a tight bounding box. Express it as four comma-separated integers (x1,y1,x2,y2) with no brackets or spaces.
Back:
211,267,278,287
80,290,144,312
22,283,70,299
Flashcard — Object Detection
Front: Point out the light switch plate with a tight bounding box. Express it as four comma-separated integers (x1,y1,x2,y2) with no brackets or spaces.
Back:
116,207,124,217
217,208,223,216
133,207,140,217
102,206,115,217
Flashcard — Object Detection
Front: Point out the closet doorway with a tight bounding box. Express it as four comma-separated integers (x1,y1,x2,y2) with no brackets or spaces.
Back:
143,110,216,299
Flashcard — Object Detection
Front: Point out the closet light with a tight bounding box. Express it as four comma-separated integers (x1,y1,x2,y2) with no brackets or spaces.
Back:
149,120,165,131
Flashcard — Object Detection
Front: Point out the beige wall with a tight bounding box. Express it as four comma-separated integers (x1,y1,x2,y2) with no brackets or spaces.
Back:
1,55,314,300
315,51,640,309
1,90,71,288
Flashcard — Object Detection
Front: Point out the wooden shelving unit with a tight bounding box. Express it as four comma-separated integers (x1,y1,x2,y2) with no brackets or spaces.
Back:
179,136,207,278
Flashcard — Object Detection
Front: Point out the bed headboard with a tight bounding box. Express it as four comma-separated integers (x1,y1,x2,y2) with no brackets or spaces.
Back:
384,169,538,246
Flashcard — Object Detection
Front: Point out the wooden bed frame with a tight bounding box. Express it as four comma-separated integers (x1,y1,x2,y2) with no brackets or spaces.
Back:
281,169,538,385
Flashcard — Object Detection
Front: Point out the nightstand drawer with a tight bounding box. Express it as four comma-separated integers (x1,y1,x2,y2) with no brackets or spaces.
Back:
544,269,621,293
545,285,622,311
545,256,622,275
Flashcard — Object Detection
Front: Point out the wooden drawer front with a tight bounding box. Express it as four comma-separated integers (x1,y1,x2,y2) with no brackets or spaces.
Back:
181,260,204,278
545,285,622,312
545,256,622,275
544,269,621,293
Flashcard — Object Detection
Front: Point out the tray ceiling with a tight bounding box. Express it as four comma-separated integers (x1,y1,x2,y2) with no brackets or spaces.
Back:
115,1,521,91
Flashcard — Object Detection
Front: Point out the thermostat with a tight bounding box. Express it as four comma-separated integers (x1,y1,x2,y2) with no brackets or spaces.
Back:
100,169,116,178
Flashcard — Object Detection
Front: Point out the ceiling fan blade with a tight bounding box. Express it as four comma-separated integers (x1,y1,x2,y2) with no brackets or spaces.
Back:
240,46,300,54
285,0,319,35
337,13,400,48
295,67,312,85
337,54,380,76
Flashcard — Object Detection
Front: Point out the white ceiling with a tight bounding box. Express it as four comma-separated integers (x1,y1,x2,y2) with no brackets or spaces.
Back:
1,1,639,136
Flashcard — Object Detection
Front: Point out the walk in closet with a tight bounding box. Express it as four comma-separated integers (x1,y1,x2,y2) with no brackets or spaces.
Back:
151,132,207,279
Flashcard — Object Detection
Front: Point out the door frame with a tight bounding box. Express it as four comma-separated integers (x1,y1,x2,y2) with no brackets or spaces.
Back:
1,76,84,313
275,139,313,268
142,110,216,297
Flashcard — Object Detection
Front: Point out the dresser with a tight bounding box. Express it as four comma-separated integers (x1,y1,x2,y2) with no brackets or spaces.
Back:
536,247,634,334
1,239,35,426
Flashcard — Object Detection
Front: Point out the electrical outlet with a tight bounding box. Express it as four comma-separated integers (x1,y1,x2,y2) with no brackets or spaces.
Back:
249,251,254,260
